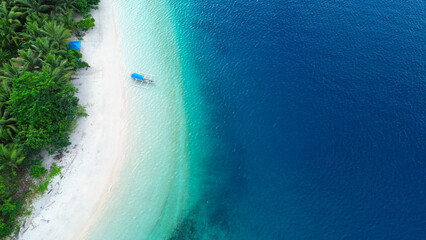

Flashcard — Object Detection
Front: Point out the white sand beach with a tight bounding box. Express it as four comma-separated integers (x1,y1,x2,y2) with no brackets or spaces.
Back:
18,0,127,239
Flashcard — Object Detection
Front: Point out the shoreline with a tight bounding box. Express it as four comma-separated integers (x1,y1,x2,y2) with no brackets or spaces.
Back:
82,0,193,238
18,0,127,239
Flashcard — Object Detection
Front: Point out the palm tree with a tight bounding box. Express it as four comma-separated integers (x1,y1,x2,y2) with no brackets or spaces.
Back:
0,101,17,144
0,2,23,31
57,9,76,32
0,144,25,174
0,2,24,49
0,62,24,81
0,80,11,103
20,14,46,42
54,0,77,12
13,49,42,71
40,21,71,48
42,53,70,69
30,37,61,56
42,64,74,83
0,49,11,64
0,121,17,145
15,0,53,14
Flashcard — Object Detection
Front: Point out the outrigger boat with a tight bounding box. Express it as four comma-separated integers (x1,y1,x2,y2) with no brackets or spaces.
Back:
131,73,155,85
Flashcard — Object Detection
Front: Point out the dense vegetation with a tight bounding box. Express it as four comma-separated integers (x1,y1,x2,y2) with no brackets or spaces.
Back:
0,0,99,237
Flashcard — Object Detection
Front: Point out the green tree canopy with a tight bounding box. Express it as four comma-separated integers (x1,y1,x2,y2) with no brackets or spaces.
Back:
0,0,99,236
7,69,79,154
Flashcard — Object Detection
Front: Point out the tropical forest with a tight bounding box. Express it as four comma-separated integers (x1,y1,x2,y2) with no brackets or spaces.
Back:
0,0,99,237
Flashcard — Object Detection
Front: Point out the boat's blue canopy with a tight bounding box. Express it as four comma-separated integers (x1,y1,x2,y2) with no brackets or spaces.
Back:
68,41,81,50
131,73,144,80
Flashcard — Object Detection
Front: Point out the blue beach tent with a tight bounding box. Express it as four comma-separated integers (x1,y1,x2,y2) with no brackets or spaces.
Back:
68,41,81,50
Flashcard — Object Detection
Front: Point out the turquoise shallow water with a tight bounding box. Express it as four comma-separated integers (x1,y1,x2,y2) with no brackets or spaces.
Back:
86,0,207,239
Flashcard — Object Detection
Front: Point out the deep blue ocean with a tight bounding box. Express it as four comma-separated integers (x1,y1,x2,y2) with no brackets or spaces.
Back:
168,0,425,239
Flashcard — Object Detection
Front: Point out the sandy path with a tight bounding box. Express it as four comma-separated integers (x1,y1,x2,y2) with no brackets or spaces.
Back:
18,0,127,239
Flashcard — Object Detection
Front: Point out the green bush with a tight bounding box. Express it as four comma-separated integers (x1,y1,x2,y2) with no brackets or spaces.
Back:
65,49,90,70
8,69,79,155
76,16,95,32
0,175,16,201
29,162,47,179
49,163,62,179
74,0,101,16
34,163,62,195
36,180,49,194
0,198,22,237
76,105,88,117
76,59,90,69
